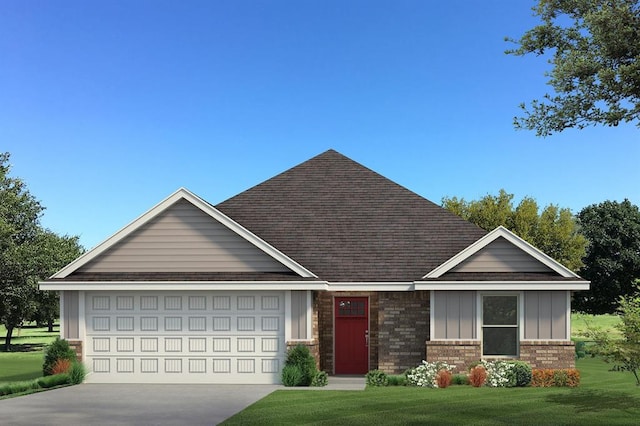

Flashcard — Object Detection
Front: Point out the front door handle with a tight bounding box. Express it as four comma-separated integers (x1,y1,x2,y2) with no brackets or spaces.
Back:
365,330,369,347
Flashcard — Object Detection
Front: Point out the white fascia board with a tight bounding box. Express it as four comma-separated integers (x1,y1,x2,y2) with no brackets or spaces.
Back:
414,281,590,291
52,188,317,279
39,281,329,291
327,282,415,291
423,226,581,279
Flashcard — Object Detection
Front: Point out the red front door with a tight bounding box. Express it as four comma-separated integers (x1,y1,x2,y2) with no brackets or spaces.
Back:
334,297,369,374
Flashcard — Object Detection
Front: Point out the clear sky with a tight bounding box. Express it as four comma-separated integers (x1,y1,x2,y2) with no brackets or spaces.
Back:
2,0,638,250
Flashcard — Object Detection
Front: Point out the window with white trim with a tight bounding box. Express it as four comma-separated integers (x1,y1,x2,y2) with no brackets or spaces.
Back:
482,295,518,357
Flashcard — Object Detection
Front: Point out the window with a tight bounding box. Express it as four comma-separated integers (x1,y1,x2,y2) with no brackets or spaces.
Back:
482,295,518,357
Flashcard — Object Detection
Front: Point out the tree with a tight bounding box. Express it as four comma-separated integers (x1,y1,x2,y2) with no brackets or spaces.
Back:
575,200,640,314
583,289,640,385
0,152,83,350
442,189,587,271
506,0,640,136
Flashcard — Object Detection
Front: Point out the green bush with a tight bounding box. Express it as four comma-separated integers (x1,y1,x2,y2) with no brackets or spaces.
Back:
36,374,70,389
574,340,587,359
452,374,470,385
283,345,317,386
0,374,70,397
387,374,407,386
281,364,304,387
43,338,77,376
509,361,532,387
311,371,329,387
69,362,87,385
366,369,389,387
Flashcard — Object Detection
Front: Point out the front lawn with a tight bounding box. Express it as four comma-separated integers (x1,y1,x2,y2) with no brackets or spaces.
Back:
0,324,59,383
222,357,640,425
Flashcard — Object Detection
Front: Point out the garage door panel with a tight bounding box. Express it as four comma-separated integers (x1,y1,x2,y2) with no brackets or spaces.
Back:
84,291,285,384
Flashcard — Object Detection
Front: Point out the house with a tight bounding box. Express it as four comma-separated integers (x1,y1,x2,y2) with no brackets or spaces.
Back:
40,150,589,383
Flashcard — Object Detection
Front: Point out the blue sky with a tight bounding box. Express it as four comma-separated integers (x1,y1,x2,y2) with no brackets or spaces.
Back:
2,0,638,250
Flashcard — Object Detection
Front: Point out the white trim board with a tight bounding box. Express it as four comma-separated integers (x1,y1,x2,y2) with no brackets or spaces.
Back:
51,188,317,279
39,281,329,291
423,226,581,279
415,281,589,291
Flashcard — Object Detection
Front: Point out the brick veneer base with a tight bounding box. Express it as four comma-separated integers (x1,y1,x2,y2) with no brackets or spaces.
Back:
426,340,481,373
426,340,576,372
68,340,83,362
519,340,575,369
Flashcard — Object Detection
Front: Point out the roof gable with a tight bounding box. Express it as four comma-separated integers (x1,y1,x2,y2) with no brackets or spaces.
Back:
424,226,580,279
216,149,487,282
52,188,316,279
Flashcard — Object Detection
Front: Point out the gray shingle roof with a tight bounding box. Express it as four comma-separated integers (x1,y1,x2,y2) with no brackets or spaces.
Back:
216,149,487,282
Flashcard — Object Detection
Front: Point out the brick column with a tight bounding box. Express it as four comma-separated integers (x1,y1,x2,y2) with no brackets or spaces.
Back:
68,340,83,362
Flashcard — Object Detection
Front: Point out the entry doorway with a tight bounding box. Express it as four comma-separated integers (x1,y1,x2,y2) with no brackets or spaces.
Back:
334,297,369,374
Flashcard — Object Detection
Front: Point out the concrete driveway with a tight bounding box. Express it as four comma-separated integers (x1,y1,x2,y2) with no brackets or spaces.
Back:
0,384,278,425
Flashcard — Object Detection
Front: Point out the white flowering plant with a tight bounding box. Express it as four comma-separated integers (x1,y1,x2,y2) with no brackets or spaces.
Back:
406,361,453,388
481,360,516,387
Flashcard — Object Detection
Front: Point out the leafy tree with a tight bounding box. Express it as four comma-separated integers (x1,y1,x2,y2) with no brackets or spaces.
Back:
583,289,640,385
506,0,640,136
442,189,587,271
575,200,640,314
0,152,83,350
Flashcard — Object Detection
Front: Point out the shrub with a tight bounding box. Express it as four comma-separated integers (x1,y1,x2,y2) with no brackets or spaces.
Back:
469,365,487,387
452,374,469,385
387,375,407,386
281,364,303,387
531,369,555,387
283,345,317,386
51,358,73,375
482,361,516,387
565,369,581,387
436,369,452,388
36,374,70,389
43,338,76,376
311,371,328,387
574,340,587,359
69,362,87,385
407,361,452,388
509,361,532,387
366,369,389,387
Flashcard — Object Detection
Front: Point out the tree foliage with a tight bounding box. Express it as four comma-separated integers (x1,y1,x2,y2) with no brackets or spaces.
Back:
442,189,587,271
583,290,640,385
575,199,640,314
507,0,640,136
0,152,83,350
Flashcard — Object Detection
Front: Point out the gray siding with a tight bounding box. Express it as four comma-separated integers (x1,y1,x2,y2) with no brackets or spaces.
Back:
524,291,568,339
63,290,79,339
79,199,290,273
291,291,308,339
451,237,554,273
433,291,476,339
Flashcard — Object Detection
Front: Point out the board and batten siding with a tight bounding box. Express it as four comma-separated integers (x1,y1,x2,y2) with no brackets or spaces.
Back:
433,291,476,339
290,291,308,339
63,290,80,339
524,291,568,340
78,199,290,273
450,237,554,273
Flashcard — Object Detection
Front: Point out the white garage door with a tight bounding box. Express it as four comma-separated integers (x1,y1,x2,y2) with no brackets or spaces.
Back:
84,291,285,384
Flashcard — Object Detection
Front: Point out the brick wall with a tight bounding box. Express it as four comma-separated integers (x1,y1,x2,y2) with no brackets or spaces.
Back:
425,340,481,373
519,341,575,369
316,291,378,374
68,339,83,362
377,291,430,374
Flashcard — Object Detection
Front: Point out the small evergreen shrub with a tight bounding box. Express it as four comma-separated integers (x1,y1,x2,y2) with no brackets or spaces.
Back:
36,374,70,389
43,338,76,376
469,365,487,387
436,369,452,388
311,371,329,387
281,364,303,387
366,369,389,387
69,362,87,385
509,361,532,387
574,340,587,359
452,374,469,385
387,375,407,386
283,345,317,386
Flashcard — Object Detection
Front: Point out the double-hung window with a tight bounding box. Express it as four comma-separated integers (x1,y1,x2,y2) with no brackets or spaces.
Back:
482,295,518,357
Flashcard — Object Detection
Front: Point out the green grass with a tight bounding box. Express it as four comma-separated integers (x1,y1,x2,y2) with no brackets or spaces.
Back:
571,313,621,340
0,324,59,383
223,358,640,426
